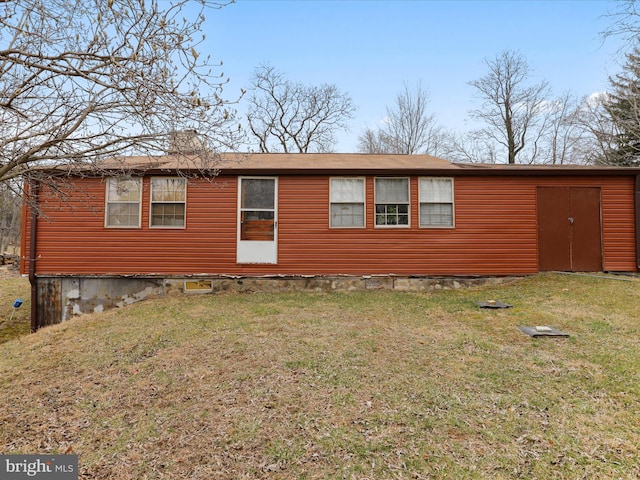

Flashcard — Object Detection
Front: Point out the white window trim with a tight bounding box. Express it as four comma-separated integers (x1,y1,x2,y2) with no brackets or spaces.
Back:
329,177,366,228
149,176,187,229
104,177,142,228
374,177,411,228
418,177,455,229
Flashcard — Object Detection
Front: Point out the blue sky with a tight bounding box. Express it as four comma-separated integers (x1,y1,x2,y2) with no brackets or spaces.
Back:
204,0,628,152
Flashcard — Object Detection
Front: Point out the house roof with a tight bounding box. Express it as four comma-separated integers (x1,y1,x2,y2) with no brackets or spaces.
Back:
102,152,456,174
60,153,640,177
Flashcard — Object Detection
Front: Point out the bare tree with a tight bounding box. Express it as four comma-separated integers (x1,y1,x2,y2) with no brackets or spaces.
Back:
0,180,21,256
446,132,499,164
468,50,550,164
357,81,449,156
538,92,593,165
245,65,355,153
576,92,621,165
1,0,240,187
357,127,389,154
453,92,592,165
602,0,640,45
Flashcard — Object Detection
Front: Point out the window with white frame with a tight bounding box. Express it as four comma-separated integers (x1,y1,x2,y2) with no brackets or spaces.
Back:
419,177,454,227
150,177,186,227
330,177,365,227
105,177,141,228
375,177,410,226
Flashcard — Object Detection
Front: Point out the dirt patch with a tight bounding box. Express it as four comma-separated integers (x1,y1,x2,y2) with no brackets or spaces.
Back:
0,266,20,280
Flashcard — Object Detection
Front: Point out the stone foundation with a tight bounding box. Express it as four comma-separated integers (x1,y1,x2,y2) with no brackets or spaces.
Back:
164,275,516,295
34,274,519,329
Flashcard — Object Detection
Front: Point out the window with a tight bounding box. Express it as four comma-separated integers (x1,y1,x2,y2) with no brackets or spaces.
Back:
330,177,365,227
105,177,141,228
150,177,186,228
375,177,409,226
419,177,454,227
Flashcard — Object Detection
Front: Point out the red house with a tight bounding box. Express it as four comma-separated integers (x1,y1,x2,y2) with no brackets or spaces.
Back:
21,153,640,329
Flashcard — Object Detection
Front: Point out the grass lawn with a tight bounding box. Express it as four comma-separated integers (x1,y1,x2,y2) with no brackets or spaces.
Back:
1,273,639,479
0,271,30,344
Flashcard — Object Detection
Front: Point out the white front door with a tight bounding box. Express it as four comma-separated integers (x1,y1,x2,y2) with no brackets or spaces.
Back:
237,177,278,264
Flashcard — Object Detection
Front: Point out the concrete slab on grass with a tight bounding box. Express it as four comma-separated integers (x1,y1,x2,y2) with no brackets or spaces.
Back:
518,326,569,337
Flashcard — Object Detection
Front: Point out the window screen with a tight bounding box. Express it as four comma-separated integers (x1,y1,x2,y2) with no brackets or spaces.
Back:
150,177,186,227
375,177,409,226
419,177,454,227
330,178,365,227
105,178,141,228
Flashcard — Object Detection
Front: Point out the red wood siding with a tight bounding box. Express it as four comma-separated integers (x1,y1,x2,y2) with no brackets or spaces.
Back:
21,174,637,276
601,177,637,271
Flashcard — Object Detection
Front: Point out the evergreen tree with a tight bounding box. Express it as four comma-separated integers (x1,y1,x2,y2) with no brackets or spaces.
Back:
602,45,640,166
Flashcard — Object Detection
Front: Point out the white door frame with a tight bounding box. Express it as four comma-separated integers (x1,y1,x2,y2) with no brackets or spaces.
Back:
236,176,278,264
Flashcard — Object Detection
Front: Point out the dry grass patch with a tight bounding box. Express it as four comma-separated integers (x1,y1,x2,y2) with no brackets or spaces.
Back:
0,272,30,343
1,273,640,479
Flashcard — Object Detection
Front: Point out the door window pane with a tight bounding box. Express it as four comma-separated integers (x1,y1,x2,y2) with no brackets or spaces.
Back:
242,179,275,209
